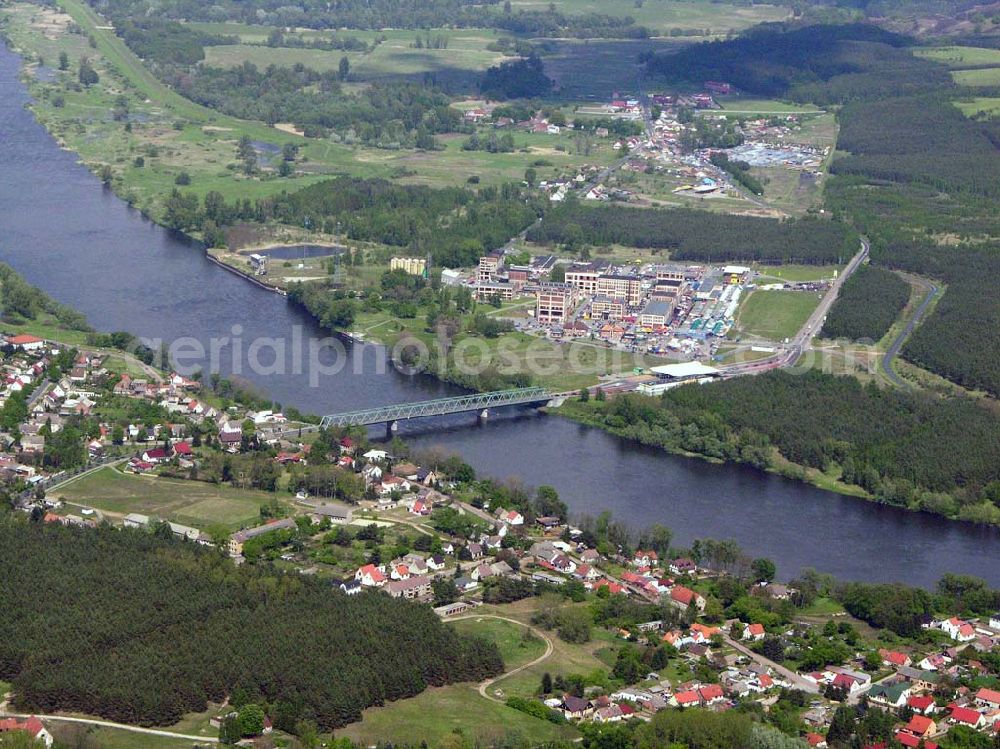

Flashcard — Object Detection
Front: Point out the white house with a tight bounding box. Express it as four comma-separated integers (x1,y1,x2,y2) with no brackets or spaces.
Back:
941,617,976,642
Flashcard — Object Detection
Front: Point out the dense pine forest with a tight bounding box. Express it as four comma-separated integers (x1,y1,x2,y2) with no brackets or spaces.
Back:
525,203,857,264
0,522,502,729
568,370,1000,525
820,265,910,342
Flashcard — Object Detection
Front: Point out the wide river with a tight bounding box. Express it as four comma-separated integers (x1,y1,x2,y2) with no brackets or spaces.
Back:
2,45,998,587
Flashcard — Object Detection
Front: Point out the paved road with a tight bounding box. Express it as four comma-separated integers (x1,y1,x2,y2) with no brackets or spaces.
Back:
0,711,218,743
881,274,938,388
723,634,819,694
721,237,870,377
445,614,555,703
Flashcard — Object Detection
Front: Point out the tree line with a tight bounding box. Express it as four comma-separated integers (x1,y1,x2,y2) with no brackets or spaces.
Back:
93,0,650,38
0,522,502,730
526,202,857,264
0,263,91,332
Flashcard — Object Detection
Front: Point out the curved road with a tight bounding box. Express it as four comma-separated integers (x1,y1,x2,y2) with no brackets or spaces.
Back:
722,237,871,376
881,275,939,388
446,614,555,702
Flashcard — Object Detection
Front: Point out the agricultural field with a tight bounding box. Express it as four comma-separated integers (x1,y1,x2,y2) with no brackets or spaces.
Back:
914,45,1000,68
53,466,286,530
952,67,1000,86
203,29,507,84
509,0,790,36
955,96,1000,117
737,289,822,341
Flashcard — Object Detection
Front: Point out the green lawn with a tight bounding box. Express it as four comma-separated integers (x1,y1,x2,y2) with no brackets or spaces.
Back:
450,617,547,671
474,600,617,701
797,596,847,617
915,45,1000,68
54,466,284,530
47,727,196,749
737,289,822,342
337,684,577,746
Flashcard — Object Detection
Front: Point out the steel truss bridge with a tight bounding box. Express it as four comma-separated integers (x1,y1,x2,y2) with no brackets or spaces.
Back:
319,387,555,429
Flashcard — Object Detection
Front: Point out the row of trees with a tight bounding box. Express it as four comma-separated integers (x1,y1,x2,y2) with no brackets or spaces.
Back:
95,0,650,38
0,522,502,729
526,203,857,264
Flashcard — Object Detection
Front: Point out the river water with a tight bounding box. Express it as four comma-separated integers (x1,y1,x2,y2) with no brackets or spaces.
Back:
2,44,998,587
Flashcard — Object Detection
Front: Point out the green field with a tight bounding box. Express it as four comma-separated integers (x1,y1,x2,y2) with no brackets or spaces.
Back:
204,32,506,81
451,617,548,671
915,45,1000,68
337,684,576,746
955,96,1000,117
47,726,197,749
737,289,822,341
54,466,284,530
952,67,1000,86
510,0,789,35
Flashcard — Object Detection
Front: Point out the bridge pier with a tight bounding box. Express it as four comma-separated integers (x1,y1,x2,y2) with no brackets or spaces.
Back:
386,420,399,437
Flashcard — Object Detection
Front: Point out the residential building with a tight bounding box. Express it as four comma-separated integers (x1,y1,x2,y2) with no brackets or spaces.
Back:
386,575,432,601
228,517,297,557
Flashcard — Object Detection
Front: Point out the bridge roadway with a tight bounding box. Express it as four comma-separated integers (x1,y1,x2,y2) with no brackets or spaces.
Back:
316,387,557,431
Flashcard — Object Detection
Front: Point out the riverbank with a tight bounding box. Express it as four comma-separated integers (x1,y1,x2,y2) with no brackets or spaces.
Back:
552,397,871,500
552,384,1000,531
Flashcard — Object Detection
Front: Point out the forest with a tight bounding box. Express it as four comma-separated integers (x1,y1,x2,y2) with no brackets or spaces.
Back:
819,264,910,341
171,177,543,268
567,370,1000,526
0,522,502,730
91,0,649,37
525,203,857,264
168,65,463,146
643,23,943,103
